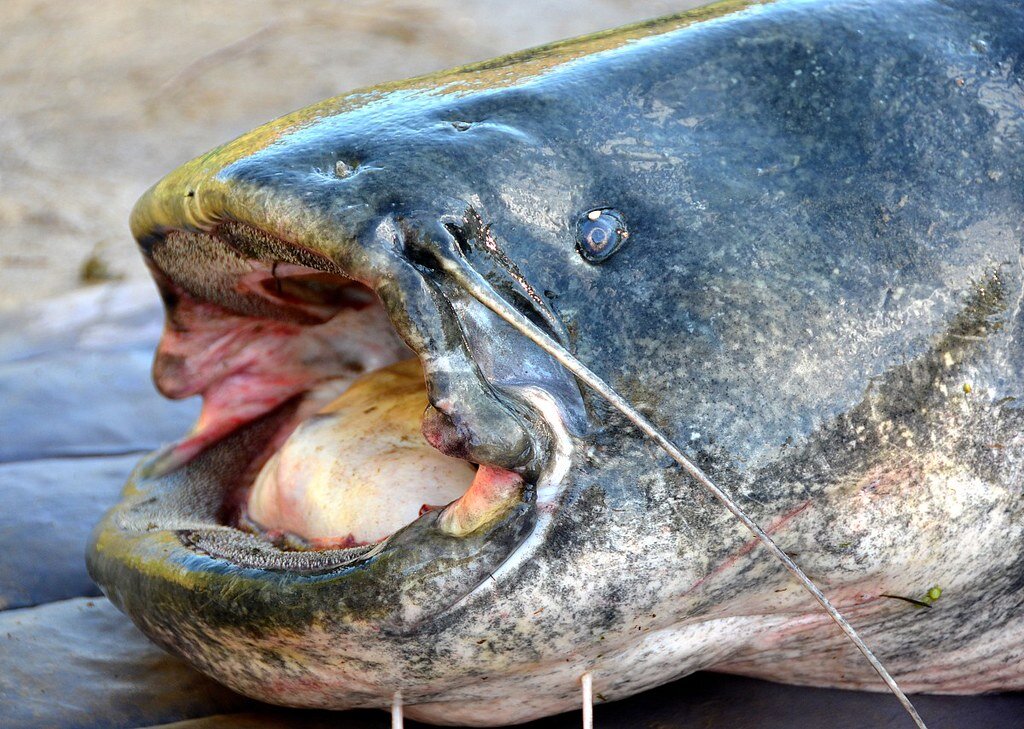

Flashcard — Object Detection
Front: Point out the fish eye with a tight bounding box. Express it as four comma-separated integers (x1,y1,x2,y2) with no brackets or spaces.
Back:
576,208,628,263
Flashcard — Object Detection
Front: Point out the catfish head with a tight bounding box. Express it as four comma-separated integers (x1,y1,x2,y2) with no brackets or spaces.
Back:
89,1,1024,725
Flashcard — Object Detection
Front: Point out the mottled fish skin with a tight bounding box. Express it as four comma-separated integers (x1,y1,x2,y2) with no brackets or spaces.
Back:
89,0,1024,724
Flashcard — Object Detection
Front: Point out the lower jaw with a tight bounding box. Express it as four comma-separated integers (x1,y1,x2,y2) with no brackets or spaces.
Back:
90,397,541,630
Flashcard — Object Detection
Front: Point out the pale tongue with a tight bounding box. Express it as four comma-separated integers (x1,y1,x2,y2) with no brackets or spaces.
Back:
246,359,475,547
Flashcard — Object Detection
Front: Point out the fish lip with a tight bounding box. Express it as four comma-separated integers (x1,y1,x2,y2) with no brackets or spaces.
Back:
392,210,588,469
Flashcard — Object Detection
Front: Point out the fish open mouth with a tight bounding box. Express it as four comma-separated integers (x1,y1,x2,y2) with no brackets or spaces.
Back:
88,183,587,636
137,218,559,562
245,357,484,550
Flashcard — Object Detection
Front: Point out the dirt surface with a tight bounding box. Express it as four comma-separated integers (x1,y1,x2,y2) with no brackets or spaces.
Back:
0,0,704,312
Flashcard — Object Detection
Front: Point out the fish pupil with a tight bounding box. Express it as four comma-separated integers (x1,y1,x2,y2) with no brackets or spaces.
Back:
577,208,628,263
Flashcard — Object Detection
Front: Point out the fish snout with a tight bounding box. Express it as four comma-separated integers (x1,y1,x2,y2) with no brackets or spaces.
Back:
93,155,591,646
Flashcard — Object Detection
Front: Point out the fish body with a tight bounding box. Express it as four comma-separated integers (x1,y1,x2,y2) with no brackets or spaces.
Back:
88,0,1024,724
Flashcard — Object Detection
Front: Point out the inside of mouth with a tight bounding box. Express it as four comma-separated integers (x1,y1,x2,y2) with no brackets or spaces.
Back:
151,224,518,552
244,358,476,548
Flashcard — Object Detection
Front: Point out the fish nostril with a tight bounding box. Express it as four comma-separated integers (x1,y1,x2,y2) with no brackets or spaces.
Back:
450,120,473,132
333,159,359,179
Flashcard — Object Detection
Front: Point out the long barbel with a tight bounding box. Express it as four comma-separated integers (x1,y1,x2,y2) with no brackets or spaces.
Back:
433,249,927,729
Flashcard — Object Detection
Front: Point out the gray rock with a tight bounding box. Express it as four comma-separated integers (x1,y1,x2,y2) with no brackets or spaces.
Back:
0,456,142,609
0,598,254,729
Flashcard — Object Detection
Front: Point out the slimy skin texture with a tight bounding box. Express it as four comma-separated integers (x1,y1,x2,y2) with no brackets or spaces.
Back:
88,0,1024,725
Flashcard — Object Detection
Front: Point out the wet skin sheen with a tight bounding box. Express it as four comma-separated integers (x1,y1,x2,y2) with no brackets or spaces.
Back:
89,0,1024,724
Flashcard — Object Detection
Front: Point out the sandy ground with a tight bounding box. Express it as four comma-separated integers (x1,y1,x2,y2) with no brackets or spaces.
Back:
0,0,705,312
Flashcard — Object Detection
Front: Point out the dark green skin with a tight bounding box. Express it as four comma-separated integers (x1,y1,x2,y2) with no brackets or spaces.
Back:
89,0,1024,724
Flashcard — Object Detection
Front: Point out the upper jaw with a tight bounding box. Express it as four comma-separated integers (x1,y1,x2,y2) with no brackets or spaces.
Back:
141,208,583,479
